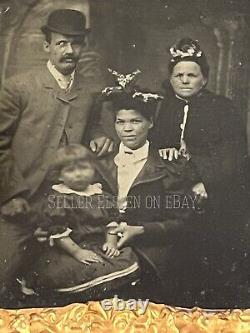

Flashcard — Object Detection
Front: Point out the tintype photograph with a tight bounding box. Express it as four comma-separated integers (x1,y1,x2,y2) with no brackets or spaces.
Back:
0,0,249,311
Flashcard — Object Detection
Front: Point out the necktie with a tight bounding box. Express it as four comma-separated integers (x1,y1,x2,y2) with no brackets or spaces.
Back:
58,77,72,91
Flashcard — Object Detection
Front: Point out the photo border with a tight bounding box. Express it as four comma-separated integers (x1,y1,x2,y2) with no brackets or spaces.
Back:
0,301,250,332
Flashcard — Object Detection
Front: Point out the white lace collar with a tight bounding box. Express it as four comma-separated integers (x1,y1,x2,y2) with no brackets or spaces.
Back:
52,183,103,197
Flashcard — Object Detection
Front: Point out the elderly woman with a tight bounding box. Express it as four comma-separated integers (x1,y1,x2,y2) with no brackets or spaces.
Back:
149,38,248,307
96,78,200,304
150,38,246,211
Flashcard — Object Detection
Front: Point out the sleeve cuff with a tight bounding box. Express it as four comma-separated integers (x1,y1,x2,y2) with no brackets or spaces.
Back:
49,228,72,246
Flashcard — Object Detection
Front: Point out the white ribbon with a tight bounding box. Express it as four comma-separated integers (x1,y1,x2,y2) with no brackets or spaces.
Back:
49,227,72,247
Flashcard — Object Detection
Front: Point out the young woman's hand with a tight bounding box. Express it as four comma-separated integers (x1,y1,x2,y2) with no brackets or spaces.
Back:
158,148,179,161
102,242,120,257
73,249,103,265
111,222,144,249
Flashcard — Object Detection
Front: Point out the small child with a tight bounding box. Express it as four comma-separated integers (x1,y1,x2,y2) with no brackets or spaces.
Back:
21,144,139,295
37,144,120,262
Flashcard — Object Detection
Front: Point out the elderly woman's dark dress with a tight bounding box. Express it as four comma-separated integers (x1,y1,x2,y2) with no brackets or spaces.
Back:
150,85,247,214
149,38,248,307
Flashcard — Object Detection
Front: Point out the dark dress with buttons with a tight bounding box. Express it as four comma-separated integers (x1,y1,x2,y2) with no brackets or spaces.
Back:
149,84,248,307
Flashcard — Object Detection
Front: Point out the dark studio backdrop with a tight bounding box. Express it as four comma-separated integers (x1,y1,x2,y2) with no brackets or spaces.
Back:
0,0,250,152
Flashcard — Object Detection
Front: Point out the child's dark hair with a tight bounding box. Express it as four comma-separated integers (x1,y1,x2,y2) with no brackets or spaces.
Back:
50,144,96,177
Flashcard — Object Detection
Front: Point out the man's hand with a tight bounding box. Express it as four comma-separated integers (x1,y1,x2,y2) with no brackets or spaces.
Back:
159,148,179,161
112,222,144,249
1,197,30,217
90,136,114,157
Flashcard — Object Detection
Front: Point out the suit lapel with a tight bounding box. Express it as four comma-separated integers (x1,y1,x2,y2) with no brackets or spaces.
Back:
41,68,59,90
42,67,83,103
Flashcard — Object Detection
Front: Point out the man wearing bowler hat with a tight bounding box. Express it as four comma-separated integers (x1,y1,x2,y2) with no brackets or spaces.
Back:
0,9,113,302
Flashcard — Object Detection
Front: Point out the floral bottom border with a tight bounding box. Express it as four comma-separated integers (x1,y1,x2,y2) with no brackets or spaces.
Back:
0,301,250,332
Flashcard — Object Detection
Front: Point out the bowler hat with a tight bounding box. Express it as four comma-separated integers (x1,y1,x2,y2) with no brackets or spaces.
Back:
41,9,88,36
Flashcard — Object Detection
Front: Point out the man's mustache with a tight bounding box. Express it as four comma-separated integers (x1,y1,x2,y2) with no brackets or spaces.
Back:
61,56,77,61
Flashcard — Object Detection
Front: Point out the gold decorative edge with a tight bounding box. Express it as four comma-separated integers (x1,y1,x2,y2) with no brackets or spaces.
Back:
0,301,250,332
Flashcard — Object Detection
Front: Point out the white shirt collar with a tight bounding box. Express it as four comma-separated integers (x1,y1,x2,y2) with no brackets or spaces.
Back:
47,60,75,90
52,183,103,196
118,140,149,160
114,140,149,168
115,141,149,211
